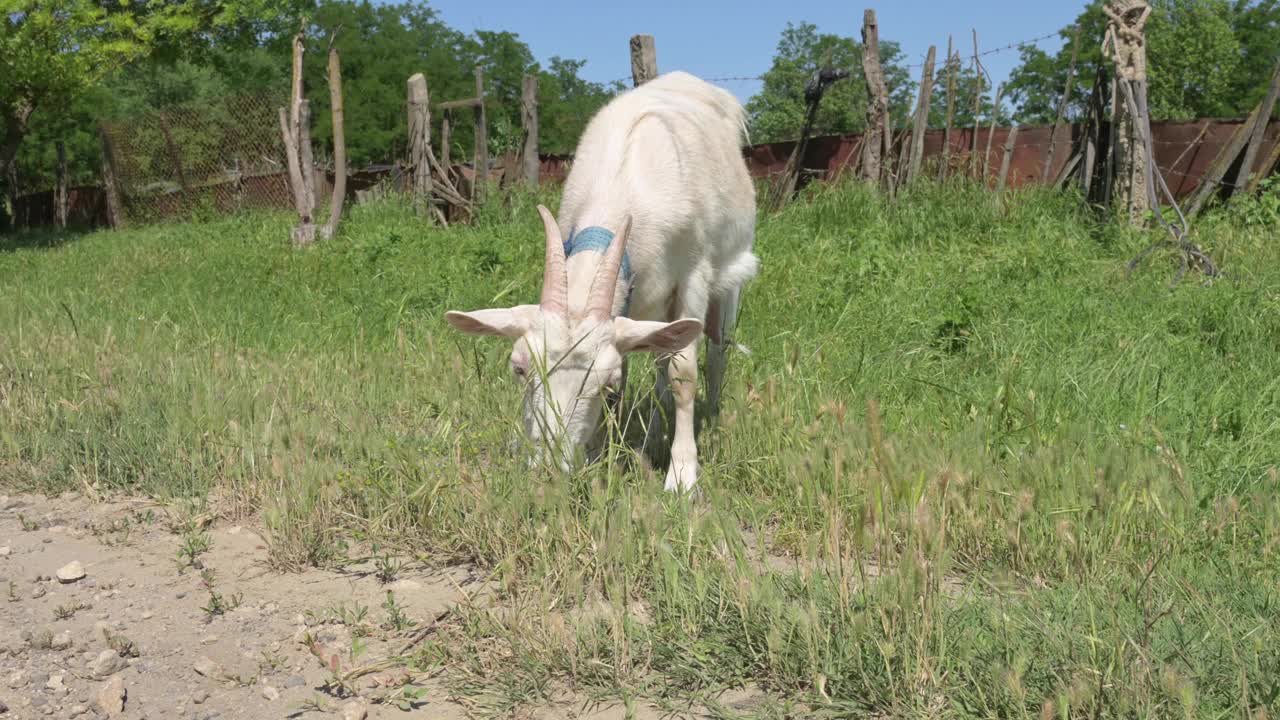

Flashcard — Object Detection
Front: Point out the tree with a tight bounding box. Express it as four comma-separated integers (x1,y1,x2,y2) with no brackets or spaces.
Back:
537,58,624,155
746,22,914,142
1005,0,1279,123
0,1,298,189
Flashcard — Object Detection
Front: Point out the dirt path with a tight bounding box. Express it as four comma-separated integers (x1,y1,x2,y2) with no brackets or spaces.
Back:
0,492,676,720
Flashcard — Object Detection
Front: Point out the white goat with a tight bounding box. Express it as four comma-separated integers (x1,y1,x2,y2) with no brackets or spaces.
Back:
444,71,757,491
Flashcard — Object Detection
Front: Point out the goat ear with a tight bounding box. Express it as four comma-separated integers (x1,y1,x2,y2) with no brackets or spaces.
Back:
445,306,540,339
613,317,704,354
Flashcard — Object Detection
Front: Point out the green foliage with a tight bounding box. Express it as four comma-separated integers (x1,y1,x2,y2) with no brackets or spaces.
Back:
1006,0,1280,123
746,22,915,142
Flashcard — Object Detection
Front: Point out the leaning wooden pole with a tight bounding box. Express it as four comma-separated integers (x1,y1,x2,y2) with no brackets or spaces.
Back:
969,29,983,178
98,125,124,229
982,83,1005,183
1042,25,1082,182
320,40,346,241
996,125,1019,193
859,9,888,185
1234,58,1280,192
906,45,936,185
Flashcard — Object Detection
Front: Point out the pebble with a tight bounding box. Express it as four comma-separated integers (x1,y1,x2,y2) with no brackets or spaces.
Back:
261,686,279,701
91,649,128,678
341,699,368,720
192,657,220,678
97,675,126,717
0,698,8,713
6,670,28,689
140,611,154,620
30,585,46,599
51,631,73,651
192,690,210,705
283,675,305,689
69,705,89,717
0,546,10,557
44,674,65,692
200,636,218,645
56,561,86,583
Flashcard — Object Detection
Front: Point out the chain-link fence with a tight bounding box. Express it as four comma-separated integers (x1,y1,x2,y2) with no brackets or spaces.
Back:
100,92,295,225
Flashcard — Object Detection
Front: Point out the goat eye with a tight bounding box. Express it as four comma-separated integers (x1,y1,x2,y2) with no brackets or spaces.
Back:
512,364,527,379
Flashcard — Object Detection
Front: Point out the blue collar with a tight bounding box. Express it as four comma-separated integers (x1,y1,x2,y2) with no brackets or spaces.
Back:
564,226,633,316
564,226,633,282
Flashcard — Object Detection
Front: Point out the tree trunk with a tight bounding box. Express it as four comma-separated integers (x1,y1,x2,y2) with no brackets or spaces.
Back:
320,43,346,241
1104,0,1152,225
55,141,68,229
473,66,488,201
98,125,125,230
859,10,888,184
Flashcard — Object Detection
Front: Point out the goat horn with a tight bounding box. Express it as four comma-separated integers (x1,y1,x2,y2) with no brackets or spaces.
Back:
536,205,568,316
586,216,632,321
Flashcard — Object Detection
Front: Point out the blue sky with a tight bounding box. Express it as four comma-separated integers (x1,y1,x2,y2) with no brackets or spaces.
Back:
416,0,1087,103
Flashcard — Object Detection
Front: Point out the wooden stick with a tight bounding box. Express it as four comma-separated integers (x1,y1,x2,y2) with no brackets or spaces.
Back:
996,125,1019,193
473,66,488,200
1042,25,1082,181
982,83,1004,183
99,126,125,229
1252,136,1280,194
407,73,433,206
290,29,305,131
859,10,888,184
440,112,451,177
520,74,539,188
55,140,67,229
940,39,955,181
906,45,936,185
629,35,658,86
320,40,346,241
297,98,316,218
969,29,982,177
279,107,306,218
436,97,483,111
1235,58,1280,192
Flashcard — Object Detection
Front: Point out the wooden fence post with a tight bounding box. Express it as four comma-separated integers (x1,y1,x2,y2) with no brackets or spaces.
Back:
473,66,488,198
969,29,982,177
521,74,539,188
996,125,1019,193
1080,66,1109,199
407,73,433,207
55,140,68,229
859,9,888,184
320,40,346,241
1042,25,1082,182
940,40,956,181
98,125,124,229
1185,104,1262,217
1235,58,1280,192
906,45,936,185
630,35,658,86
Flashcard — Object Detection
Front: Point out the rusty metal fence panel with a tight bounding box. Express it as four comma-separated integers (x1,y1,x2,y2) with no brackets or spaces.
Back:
100,92,294,225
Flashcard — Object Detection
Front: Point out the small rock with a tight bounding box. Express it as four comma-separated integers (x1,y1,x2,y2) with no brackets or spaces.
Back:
56,561,86,583
0,546,10,557
192,658,220,678
91,649,128,678
30,695,47,707
200,636,218,645
68,705,88,717
50,631,73,651
0,698,8,714
6,670,28,689
97,675,126,716
341,699,368,720
30,585,46,600
191,690,210,705
283,675,305,689
260,686,279,701
44,674,65,692
140,611,154,621
175,592,186,600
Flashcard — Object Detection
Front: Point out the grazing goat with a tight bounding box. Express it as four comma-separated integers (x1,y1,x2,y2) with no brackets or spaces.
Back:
445,71,757,491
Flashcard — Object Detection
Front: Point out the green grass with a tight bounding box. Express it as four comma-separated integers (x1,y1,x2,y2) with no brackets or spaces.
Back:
3,181,1280,717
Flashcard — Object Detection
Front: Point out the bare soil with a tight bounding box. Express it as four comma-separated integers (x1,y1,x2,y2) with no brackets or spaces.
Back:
0,492,683,720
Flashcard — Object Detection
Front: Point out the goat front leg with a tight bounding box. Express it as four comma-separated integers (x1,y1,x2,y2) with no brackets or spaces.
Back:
664,340,699,492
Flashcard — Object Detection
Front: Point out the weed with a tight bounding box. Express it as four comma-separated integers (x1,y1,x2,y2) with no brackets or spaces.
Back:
53,601,90,620
17,513,39,531
175,531,211,572
381,591,414,633
198,568,242,618
374,554,402,584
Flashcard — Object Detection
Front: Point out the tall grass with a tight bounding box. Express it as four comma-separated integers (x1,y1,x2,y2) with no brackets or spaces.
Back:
2,181,1278,717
